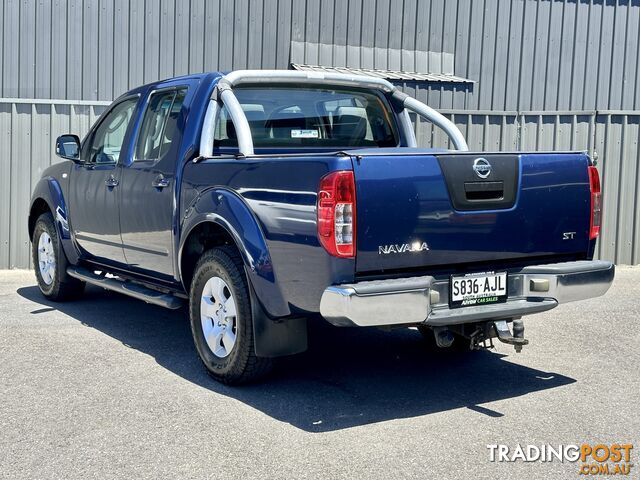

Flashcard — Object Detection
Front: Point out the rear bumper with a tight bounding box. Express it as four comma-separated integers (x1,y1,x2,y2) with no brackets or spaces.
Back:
319,260,615,327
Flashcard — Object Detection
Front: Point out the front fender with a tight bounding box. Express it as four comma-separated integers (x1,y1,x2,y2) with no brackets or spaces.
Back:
179,187,290,318
30,175,80,264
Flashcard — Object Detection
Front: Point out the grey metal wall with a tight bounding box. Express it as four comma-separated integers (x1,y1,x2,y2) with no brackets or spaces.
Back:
0,100,108,269
423,110,640,265
2,0,640,111
1,0,639,267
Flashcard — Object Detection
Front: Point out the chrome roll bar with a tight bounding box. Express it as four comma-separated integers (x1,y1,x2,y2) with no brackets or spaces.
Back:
198,69,468,158
399,93,468,151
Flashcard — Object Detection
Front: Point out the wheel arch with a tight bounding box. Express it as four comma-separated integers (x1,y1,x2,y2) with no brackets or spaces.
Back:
28,197,52,238
178,187,290,318
180,216,307,358
29,176,79,265
30,177,66,236
179,219,238,291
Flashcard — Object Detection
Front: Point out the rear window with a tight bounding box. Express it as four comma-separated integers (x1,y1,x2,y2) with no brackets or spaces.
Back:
214,86,398,149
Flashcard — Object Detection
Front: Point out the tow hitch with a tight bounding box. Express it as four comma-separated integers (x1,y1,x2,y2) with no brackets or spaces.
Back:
493,319,528,352
469,319,529,352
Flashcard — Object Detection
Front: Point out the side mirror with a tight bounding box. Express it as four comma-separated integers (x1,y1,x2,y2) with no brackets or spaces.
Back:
55,134,81,161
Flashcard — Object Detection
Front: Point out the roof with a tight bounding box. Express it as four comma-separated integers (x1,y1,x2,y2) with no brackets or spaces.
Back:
290,64,474,84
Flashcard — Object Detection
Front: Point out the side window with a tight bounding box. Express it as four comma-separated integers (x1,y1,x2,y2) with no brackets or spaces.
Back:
135,88,186,161
84,97,138,164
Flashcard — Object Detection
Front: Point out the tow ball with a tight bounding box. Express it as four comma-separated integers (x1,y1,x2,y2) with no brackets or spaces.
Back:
493,319,528,352
469,319,529,352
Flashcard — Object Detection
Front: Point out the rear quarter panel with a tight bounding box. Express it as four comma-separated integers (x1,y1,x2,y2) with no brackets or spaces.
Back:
180,155,354,315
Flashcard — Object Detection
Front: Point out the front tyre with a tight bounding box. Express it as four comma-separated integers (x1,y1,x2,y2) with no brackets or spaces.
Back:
189,247,272,385
31,212,85,301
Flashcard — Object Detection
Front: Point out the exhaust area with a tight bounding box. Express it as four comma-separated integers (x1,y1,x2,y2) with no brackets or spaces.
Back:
433,327,455,348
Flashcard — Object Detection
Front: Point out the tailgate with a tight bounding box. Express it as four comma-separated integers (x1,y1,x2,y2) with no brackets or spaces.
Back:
353,151,592,273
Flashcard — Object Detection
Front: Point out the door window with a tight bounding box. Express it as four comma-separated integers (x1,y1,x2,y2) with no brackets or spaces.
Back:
84,97,138,164
135,89,187,161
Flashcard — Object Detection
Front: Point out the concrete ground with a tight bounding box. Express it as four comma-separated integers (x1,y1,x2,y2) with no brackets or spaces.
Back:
0,267,638,479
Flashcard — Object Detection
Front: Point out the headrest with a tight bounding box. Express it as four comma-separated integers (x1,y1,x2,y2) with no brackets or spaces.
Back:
227,109,267,140
266,112,306,139
144,113,165,154
333,106,369,141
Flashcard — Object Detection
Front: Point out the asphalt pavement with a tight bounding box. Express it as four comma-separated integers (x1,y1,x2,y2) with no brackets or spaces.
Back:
0,267,638,479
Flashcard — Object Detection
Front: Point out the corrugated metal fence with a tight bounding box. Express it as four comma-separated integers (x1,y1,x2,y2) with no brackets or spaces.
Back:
420,110,640,265
3,0,640,113
1,99,638,268
0,99,108,269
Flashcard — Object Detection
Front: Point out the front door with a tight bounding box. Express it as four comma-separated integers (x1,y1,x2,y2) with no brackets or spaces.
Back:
68,97,139,265
119,88,187,278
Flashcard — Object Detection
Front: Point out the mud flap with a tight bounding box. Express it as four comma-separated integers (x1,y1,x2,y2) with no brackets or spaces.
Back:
249,283,308,357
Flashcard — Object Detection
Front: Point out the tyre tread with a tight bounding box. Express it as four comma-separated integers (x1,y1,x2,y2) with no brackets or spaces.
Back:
189,246,272,385
31,212,85,301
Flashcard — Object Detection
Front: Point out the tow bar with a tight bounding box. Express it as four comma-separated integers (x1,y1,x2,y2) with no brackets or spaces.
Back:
470,319,529,352
493,319,528,352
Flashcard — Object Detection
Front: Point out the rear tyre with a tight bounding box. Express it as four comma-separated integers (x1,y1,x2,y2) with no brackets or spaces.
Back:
189,246,272,385
31,212,85,301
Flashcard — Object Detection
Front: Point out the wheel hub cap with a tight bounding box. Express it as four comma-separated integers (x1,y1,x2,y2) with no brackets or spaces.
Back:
37,232,55,286
200,276,237,358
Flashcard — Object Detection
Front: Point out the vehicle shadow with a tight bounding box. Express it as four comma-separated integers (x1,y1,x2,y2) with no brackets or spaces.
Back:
18,284,575,432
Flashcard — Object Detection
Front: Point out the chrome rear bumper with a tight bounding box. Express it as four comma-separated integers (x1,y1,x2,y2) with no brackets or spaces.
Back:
319,260,615,327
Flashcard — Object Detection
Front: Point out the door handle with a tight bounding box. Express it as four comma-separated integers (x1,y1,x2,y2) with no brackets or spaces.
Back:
152,175,170,189
105,175,119,188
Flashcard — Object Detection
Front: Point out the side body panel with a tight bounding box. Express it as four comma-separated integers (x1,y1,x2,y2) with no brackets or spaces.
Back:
66,94,145,267
180,155,355,316
69,161,127,264
118,77,203,280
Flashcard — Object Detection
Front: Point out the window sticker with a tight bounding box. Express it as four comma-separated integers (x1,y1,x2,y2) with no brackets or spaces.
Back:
291,129,319,139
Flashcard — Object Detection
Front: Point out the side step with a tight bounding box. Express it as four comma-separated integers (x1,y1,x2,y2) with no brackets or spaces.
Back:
67,266,184,310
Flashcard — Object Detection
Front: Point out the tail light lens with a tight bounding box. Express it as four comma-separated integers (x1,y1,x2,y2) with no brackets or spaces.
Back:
317,170,356,258
588,165,601,240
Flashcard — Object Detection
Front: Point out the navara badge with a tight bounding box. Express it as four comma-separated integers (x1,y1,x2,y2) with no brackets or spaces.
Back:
378,241,430,255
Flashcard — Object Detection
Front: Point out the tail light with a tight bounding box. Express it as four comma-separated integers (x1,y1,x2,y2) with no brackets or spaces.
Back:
588,165,601,240
317,170,356,258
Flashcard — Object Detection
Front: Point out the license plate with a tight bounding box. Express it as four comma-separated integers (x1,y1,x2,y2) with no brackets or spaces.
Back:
449,271,508,308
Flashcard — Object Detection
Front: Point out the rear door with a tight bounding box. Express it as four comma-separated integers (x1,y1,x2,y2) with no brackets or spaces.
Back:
118,87,188,279
353,151,592,273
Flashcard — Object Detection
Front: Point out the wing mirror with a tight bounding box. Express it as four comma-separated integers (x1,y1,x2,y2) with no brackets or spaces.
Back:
55,134,81,161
